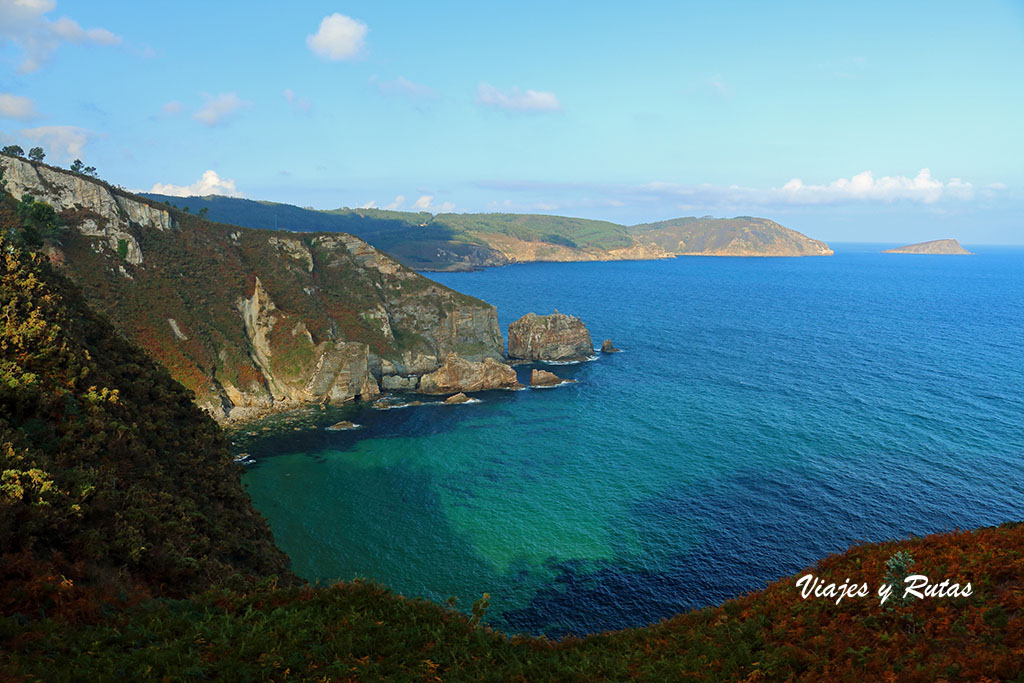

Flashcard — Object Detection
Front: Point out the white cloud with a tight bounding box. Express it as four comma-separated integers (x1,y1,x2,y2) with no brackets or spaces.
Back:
0,0,122,73
373,76,437,100
161,100,183,115
283,88,312,113
384,194,405,210
411,194,455,212
307,13,367,61
149,170,244,198
20,125,95,159
358,200,378,209
193,92,249,126
0,93,40,120
476,83,561,113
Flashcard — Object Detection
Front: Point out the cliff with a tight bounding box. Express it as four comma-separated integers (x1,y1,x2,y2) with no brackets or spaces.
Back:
0,155,506,422
882,239,972,255
142,193,835,269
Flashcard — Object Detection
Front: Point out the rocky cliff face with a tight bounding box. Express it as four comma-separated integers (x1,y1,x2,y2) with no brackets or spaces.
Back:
507,312,594,362
0,154,506,422
418,353,521,394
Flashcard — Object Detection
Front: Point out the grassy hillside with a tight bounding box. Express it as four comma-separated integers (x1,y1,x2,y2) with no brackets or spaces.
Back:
142,193,833,269
1,182,1020,682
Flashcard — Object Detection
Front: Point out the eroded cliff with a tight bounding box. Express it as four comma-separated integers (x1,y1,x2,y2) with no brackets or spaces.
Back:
0,154,506,422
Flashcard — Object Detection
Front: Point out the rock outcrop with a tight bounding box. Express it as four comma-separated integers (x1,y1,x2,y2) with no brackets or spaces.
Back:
0,154,507,423
530,369,573,387
508,312,594,362
882,239,972,255
444,392,471,404
600,339,621,353
418,353,521,394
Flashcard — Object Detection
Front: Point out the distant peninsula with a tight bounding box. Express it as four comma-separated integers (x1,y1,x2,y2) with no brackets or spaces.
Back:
141,193,834,270
882,239,972,255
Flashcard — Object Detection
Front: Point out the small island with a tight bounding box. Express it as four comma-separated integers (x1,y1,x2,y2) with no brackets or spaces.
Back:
882,239,972,255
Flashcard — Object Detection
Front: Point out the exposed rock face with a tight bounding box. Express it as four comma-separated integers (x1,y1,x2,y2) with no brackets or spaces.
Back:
882,239,972,255
508,312,594,362
600,339,621,353
0,155,171,267
326,420,359,431
418,353,521,394
444,392,471,404
0,155,507,423
530,369,573,387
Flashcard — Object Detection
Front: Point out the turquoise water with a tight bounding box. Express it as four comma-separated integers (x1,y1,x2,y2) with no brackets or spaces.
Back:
239,245,1024,636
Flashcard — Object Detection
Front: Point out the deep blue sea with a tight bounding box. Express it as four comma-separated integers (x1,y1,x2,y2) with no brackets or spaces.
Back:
238,245,1024,636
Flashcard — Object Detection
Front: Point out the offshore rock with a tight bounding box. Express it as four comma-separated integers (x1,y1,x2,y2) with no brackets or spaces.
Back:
418,353,521,394
600,339,621,353
508,312,594,362
530,369,573,387
444,392,471,404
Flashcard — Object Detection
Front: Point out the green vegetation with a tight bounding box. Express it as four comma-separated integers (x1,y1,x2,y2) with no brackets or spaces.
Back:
0,227,294,623
1,145,24,157
141,192,831,269
27,147,45,163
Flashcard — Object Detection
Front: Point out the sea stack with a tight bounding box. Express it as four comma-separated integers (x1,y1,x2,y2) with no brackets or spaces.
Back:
882,239,972,255
507,311,594,362
600,339,621,353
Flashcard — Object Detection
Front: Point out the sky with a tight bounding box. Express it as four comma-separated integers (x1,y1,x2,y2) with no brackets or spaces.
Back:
1,0,1022,244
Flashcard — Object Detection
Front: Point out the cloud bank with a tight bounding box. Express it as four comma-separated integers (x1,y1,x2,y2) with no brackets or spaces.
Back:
150,170,244,198
0,0,121,72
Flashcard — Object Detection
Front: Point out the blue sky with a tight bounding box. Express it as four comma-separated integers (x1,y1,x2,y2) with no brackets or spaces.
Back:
1,0,1021,243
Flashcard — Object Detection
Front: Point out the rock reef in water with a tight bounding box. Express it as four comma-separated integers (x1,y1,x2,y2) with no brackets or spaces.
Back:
418,353,521,394
882,239,972,255
507,312,594,362
600,339,621,353
444,392,471,404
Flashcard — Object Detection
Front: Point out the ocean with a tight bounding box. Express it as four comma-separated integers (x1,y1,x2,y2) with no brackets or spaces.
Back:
237,244,1024,636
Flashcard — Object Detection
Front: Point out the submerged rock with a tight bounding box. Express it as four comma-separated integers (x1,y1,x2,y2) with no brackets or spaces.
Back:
418,353,521,394
507,311,594,362
530,369,574,387
600,339,621,353
325,420,360,431
444,392,471,404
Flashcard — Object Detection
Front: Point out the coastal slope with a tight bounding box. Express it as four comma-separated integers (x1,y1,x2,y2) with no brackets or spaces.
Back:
1,189,1020,680
0,154,505,422
141,193,834,269
883,239,972,254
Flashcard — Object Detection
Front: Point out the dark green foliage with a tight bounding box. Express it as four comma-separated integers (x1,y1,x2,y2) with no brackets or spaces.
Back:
69,159,84,173
116,237,128,260
0,226,295,620
1,145,24,157
11,194,60,247
28,147,45,162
